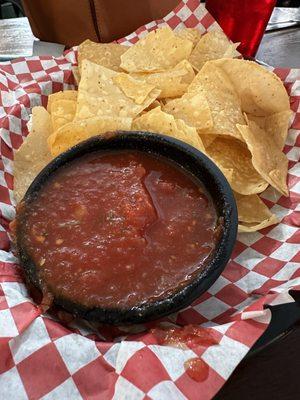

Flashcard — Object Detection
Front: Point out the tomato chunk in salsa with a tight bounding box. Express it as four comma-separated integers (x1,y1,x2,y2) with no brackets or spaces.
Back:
20,151,218,308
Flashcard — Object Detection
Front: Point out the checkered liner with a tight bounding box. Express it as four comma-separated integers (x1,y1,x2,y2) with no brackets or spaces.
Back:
0,1,299,399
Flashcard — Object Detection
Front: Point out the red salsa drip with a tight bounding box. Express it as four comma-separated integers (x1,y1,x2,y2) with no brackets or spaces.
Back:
184,358,209,382
20,151,217,308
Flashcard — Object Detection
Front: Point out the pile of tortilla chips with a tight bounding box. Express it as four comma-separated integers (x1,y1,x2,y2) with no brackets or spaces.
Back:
14,27,291,232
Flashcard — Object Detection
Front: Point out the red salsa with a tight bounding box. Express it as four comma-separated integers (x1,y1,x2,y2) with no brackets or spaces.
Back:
151,325,219,349
20,151,218,308
184,358,209,382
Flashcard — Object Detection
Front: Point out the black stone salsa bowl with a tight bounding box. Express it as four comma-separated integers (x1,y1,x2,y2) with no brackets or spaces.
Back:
15,131,238,325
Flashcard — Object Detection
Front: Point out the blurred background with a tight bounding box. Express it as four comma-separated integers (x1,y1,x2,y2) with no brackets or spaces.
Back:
0,0,23,18
0,0,299,66
0,0,299,20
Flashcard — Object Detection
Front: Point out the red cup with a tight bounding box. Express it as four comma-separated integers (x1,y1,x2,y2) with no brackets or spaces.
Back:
206,0,276,57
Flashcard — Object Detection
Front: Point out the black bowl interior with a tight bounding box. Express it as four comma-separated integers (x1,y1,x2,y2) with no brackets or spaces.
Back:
16,131,238,325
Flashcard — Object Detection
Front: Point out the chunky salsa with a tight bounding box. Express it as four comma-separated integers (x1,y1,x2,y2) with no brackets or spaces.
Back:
19,150,218,308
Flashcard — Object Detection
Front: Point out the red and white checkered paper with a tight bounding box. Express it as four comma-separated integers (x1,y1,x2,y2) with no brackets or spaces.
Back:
0,1,299,399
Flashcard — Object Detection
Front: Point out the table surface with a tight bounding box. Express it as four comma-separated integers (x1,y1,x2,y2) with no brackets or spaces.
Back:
1,8,300,400
256,27,300,67
0,17,34,59
215,323,300,400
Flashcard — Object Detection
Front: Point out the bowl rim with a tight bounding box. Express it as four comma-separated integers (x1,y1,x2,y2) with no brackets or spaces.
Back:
16,131,238,324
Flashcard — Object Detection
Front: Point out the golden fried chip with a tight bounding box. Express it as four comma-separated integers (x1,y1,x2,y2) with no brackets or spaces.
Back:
72,66,80,85
236,191,280,231
237,121,289,196
78,39,127,72
131,60,195,99
161,98,175,106
75,60,160,120
238,215,279,233
199,134,218,148
14,107,52,202
48,116,132,157
113,73,155,104
120,27,193,73
206,137,268,195
47,90,77,113
223,43,240,58
175,119,205,152
51,99,76,132
162,90,213,130
235,192,276,223
188,30,239,71
144,100,162,112
176,28,202,49
188,62,246,140
213,59,290,116
132,107,205,153
246,110,291,150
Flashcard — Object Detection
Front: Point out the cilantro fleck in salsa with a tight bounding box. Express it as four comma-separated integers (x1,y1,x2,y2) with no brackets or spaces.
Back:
17,150,218,309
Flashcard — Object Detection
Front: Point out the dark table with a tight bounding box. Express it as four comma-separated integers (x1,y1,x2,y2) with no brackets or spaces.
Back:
216,322,300,399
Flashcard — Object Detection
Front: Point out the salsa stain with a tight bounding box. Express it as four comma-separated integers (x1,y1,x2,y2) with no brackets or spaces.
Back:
19,150,217,309
184,358,210,382
151,324,219,349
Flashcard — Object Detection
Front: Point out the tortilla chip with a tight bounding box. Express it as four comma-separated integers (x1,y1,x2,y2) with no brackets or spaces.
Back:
238,214,279,233
48,116,132,157
120,27,193,73
188,30,240,71
113,73,156,104
223,43,240,58
237,121,289,196
14,107,52,202
206,136,268,195
72,66,80,85
130,60,195,99
235,192,276,223
75,60,160,120
236,191,280,230
213,59,290,116
78,39,127,72
188,62,246,140
160,98,174,105
162,90,213,130
176,28,202,49
199,134,218,148
132,107,205,153
51,99,76,132
144,100,162,112
246,110,291,150
47,90,77,113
